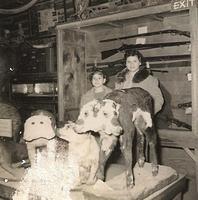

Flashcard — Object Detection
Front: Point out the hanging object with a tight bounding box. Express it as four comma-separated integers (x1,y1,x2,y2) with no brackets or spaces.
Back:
0,0,38,15
74,0,90,19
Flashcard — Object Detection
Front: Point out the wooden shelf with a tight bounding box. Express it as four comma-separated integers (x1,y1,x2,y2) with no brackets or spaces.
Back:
158,129,198,149
57,3,187,31
26,94,58,97
12,73,57,83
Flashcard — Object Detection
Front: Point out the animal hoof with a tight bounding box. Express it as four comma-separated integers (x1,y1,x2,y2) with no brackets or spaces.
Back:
87,181,96,185
152,165,159,176
127,182,135,189
86,177,97,185
96,170,105,181
138,157,145,168
126,175,134,188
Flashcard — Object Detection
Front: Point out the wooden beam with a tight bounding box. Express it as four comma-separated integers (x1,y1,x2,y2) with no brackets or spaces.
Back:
183,148,198,163
158,129,198,149
56,4,172,30
147,14,164,22
190,4,198,192
104,22,123,28
57,29,64,121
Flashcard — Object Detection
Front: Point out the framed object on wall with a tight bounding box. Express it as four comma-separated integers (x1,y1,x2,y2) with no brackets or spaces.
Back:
57,29,86,121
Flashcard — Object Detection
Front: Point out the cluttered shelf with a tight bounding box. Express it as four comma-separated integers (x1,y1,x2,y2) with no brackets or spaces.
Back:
11,73,58,98
9,73,58,119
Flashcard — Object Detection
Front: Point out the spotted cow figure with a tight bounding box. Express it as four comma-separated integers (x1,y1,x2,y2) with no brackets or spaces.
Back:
75,99,122,136
75,88,159,188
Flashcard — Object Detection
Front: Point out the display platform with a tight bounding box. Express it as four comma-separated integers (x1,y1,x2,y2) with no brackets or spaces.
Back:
0,163,186,200
80,163,186,200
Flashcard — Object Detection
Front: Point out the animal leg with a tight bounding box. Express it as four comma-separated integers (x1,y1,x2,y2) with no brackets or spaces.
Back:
134,116,147,168
118,106,135,188
96,134,117,181
86,161,98,185
145,127,159,176
119,129,135,188
136,133,145,168
79,165,90,184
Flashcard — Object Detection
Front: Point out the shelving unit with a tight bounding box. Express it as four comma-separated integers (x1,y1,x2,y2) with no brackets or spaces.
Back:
10,72,58,120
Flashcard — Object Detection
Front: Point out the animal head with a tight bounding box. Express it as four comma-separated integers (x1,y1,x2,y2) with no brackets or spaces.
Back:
75,99,122,136
57,122,85,143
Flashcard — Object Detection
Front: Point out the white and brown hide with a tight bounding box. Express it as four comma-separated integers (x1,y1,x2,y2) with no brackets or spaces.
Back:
74,88,158,188
58,122,99,186
75,99,122,136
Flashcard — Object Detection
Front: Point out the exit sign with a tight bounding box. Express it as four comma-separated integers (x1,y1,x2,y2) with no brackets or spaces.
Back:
171,0,197,11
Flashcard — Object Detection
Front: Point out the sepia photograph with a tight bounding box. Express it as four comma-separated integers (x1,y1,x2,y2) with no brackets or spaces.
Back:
0,0,197,199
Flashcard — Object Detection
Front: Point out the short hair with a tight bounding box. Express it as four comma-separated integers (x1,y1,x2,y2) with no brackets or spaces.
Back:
89,69,107,82
124,49,144,63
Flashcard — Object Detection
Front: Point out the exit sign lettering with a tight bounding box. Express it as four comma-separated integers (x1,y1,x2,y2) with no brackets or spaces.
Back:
171,0,197,11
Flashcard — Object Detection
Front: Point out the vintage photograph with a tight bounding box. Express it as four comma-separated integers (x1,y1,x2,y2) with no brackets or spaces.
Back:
0,0,197,199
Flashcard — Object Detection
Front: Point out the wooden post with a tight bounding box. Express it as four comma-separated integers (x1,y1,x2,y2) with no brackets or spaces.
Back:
189,5,198,192
57,29,64,121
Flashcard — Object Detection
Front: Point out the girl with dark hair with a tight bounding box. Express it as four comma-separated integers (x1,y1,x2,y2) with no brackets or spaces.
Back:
115,50,164,114
80,70,112,108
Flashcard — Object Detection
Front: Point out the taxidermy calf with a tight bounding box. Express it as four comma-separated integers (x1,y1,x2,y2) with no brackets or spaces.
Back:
57,122,100,186
105,88,159,188
75,89,158,188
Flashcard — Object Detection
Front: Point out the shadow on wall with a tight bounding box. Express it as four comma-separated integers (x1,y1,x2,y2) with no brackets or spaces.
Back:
155,83,174,129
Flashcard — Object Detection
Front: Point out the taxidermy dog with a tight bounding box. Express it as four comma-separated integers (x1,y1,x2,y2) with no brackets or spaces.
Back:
57,122,99,186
